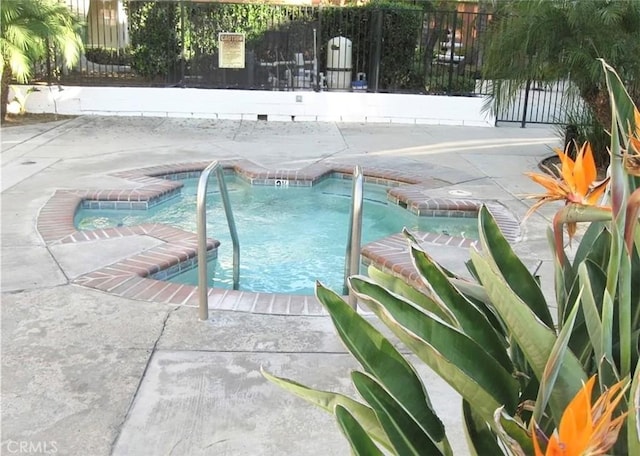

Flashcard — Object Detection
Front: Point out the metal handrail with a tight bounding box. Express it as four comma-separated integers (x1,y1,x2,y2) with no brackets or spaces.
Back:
343,166,364,310
197,161,240,321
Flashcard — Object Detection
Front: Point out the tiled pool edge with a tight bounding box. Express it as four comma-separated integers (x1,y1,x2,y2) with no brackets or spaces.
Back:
37,160,521,316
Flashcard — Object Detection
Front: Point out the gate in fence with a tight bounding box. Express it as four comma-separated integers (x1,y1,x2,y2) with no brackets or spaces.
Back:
494,79,584,127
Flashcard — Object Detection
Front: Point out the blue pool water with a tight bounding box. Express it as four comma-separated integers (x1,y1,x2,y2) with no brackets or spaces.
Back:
75,176,477,295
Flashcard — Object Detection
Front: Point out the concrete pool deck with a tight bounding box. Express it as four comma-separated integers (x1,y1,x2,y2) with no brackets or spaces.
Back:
2,116,561,455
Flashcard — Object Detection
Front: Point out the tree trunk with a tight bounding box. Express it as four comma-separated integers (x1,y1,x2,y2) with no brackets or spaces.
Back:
1,64,12,120
581,88,612,133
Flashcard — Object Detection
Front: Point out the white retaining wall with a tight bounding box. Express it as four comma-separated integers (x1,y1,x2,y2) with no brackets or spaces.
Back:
8,85,495,126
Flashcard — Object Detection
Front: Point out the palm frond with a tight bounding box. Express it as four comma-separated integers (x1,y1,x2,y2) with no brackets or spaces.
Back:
1,0,83,84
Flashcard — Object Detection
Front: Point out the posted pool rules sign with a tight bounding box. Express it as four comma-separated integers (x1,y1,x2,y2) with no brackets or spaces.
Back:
218,33,245,69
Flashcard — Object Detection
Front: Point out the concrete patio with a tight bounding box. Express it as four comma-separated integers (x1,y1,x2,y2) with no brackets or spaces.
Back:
2,116,561,455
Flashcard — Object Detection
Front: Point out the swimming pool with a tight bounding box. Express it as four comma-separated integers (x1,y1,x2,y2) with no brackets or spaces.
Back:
75,176,478,295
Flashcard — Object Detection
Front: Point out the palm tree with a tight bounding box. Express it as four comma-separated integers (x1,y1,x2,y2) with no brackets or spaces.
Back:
482,0,640,162
1,0,83,119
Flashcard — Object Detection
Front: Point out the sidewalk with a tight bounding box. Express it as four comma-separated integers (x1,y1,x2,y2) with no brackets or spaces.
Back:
1,116,560,455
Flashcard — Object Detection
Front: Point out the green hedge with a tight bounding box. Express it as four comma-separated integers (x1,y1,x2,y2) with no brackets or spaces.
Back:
127,1,181,79
126,1,424,90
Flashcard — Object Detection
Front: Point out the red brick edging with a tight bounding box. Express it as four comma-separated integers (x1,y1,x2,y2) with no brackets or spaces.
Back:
37,159,521,315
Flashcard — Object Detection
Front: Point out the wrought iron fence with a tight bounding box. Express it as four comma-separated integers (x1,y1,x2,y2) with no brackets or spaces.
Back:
493,79,587,126
33,0,490,96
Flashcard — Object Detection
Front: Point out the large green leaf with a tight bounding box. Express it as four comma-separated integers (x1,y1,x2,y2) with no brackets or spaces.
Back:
462,400,503,456
471,250,586,424
600,59,637,146
334,405,385,456
352,371,444,456
564,229,612,360
367,265,455,325
533,298,581,423
578,262,605,367
315,284,449,449
410,244,512,372
350,276,519,420
547,226,572,320
449,278,508,337
479,206,554,328
628,358,640,453
620,245,633,377
495,409,533,456
574,222,608,267
601,289,617,379
261,369,393,452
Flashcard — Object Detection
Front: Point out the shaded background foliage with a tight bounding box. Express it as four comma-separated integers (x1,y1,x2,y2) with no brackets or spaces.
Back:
122,0,468,93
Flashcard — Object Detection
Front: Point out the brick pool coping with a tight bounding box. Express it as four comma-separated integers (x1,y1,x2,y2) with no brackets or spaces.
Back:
37,159,521,316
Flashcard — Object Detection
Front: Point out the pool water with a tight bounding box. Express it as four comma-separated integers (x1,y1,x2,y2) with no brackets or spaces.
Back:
75,176,477,295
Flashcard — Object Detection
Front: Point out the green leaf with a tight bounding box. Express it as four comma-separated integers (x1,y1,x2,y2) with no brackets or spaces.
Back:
547,226,572,321
367,265,455,325
533,296,581,423
462,400,503,456
601,288,616,374
449,278,507,338
315,284,449,447
334,405,385,456
471,250,586,424
583,226,612,272
574,222,607,267
627,359,640,453
410,244,513,372
600,59,637,142
619,245,633,377
495,409,533,456
261,369,393,452
352,371,444,456
479,206,554,329
578,262,605,367
350,276,519,420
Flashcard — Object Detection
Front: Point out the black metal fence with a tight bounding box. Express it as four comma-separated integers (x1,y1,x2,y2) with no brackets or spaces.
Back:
493,79,587,126
35,0,490,96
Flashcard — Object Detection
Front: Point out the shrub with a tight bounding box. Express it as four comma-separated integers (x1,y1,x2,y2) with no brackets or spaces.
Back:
127,1,181,80
85,47,132,66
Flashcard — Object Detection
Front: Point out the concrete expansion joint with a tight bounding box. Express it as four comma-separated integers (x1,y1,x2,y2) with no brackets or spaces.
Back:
110,304,178,453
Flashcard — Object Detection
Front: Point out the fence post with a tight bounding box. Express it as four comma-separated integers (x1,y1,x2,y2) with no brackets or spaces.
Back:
447,12,457,93
180,0,186,86
521,79,532,128
314,6,322,92
370,8,383,93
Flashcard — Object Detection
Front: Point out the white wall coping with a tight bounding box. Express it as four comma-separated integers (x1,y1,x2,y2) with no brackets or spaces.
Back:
8,85,496,127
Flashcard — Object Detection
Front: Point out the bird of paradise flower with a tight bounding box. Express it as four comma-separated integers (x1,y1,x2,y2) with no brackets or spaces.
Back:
531,375,629,456
524,141,611,259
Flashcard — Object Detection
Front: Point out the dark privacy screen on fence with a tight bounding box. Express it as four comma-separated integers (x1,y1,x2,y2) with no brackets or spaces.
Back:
36,0,488,96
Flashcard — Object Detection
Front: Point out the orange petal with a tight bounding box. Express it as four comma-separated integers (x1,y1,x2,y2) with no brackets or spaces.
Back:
580,142,597,190
525,172,570,197
558,376,597,441
557,145,578,193
585,177,611,206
